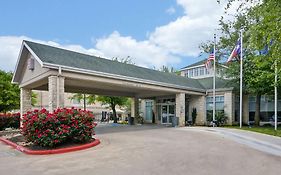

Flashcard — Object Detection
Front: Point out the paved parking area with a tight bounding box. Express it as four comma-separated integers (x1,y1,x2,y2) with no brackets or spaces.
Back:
0,124,281,175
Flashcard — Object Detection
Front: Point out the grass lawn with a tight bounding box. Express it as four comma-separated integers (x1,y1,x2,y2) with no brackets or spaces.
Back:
225,126,281,137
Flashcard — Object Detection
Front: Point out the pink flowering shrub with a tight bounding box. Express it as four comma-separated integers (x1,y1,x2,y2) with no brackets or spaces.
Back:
21,108,96,147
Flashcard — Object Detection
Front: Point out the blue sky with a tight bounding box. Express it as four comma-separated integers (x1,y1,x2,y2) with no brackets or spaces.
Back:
0,0,228,71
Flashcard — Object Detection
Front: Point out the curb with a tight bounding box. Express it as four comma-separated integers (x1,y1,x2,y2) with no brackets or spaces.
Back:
0,137,100,155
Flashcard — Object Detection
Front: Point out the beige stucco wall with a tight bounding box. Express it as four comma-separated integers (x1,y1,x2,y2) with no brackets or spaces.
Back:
20,53,50,85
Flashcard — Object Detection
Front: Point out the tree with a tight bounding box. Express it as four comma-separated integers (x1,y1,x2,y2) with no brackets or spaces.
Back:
31,92,38,107
226,0,280,125
200,0,280,125
96,96,128,123
0,70,20,113
70,93,96,110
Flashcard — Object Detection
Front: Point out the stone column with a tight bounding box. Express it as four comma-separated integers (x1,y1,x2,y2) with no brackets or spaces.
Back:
131,97,139,118
20,88,32,120
176,93,185,127
224,91,234,125
242,95,249,124
48,76,65,112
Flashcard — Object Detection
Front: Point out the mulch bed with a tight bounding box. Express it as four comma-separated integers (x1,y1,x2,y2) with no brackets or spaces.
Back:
0,130,96,151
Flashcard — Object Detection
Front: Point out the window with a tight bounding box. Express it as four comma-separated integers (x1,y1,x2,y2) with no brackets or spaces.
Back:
194,68,198,76
206,95,225,122
205,67,210,75
199,67,204,76
206,96,224,111
188,69,193,77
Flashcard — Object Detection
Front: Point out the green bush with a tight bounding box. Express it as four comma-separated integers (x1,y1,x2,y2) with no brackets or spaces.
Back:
135,115,144,124
21,108,96,147
207,110,228,126
0,113,20,130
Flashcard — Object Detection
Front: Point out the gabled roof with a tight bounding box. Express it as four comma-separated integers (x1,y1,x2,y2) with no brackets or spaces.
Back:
14,40,205,92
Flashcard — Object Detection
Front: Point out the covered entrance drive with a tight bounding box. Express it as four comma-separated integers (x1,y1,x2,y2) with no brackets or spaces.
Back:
12,40,205,126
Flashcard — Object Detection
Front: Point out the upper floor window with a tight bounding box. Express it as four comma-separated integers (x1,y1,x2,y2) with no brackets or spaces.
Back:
194,68,198,76
188,69,193,77
205,67,210,75
199,67,204,76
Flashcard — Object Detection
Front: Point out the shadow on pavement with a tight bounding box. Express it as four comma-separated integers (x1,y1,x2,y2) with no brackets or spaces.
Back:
95,123,172,135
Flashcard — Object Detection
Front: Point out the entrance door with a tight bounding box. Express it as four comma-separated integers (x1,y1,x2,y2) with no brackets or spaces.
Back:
145,101,153,122
168,105,175,123
162,105,168,124
161,105,175,124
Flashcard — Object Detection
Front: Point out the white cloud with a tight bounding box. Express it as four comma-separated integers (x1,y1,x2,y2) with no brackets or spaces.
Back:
95,31,180,68
0,36,29,72
166,6,176,15
0,36,103,71
149,0,226,57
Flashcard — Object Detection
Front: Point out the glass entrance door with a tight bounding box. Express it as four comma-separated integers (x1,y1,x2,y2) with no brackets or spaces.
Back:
161,104,175,124
161,105,168,123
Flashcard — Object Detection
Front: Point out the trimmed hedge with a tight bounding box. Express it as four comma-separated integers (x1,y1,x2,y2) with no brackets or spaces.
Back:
0,113,20,130
22,108,96,147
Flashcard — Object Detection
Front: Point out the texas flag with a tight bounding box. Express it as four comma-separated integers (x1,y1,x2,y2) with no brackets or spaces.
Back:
227,39,241,62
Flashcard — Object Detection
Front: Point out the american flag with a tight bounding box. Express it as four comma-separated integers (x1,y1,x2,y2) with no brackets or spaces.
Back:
208,52,215,61
205,50,215,69
205,59,211,69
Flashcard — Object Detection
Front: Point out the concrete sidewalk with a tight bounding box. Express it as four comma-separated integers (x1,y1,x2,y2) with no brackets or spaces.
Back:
179,127,281,157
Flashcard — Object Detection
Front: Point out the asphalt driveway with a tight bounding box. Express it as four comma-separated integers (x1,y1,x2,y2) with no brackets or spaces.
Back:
0,124,281,175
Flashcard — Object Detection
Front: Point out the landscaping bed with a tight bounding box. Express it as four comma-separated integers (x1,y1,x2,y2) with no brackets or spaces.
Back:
0,130,100,154
0,108,101,154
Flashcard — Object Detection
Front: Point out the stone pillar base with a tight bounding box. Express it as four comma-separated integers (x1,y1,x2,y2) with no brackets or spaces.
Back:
20,88,32,125
176,93,185,127
48,76,65,112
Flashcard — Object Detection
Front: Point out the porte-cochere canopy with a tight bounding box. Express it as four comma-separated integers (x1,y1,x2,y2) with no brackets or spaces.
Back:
12,40,211,126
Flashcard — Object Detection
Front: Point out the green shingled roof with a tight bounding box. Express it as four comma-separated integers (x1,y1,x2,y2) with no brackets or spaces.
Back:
197,77,234,90
24,40,205,91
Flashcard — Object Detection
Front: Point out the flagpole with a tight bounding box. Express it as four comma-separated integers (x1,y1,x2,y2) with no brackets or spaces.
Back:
274,59,277,130
239,30,243,128
213,34,216,126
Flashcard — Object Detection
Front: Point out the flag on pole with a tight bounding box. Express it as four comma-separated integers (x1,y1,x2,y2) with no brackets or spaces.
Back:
205,59,211,69
208,50,215,61
205,50,215,69
259,39,273,55
227,39,241,62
